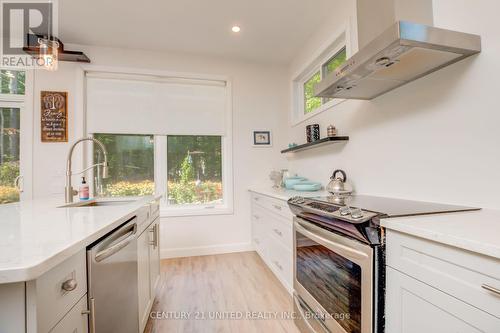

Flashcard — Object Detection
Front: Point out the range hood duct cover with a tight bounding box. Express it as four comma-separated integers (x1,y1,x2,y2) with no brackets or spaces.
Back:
314,21,481,100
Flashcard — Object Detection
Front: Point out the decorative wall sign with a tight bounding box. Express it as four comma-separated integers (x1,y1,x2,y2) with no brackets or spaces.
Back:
252,130,272,147
41,91,68,142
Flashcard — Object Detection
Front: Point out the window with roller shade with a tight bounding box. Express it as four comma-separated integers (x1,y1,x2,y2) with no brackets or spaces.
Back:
87,71,232,215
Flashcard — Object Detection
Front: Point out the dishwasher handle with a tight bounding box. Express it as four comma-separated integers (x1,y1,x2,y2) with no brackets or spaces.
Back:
95,220,137,262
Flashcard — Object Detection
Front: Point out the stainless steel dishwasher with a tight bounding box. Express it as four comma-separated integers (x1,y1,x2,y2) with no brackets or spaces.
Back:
87,216,139,333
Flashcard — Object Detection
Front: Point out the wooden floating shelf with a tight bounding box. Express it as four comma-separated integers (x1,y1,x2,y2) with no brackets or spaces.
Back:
23,34,91,63
281,136,349,153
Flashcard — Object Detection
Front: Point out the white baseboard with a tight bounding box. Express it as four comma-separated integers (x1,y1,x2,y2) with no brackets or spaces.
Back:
160,242,254,259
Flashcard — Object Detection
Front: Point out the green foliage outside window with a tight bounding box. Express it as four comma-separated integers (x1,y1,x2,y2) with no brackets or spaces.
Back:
180,155,195,184
0,70,25,203
167,135,222,205
304,71,322,114
303,47,347,115
92,134,223,206
324,48,347,75
1,70,25,95
0,107,21,204
93,134,155,197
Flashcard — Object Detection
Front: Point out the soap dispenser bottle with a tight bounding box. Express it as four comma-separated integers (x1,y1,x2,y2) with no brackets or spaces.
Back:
79,177,90,201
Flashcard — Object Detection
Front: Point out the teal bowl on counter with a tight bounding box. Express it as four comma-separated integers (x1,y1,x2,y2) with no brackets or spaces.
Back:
284,177,307,189
293,181,322,192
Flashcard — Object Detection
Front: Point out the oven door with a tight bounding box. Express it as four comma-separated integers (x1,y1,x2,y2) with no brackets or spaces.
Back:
293,217,373,333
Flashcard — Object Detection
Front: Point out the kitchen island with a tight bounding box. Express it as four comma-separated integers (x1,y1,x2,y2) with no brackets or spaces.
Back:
0,195,161,333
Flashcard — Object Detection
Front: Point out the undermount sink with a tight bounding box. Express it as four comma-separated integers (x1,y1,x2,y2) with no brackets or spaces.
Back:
59,199,136,208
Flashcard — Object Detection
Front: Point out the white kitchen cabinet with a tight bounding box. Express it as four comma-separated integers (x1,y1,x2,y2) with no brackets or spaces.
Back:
385,230,500,333
49,295,89,333
251,193,293,293
149,218,161,297
26,250,87,333
0,283,25,333
386,267,500,333
138,205,161,333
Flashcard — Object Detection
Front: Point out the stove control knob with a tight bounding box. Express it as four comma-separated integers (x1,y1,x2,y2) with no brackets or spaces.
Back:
339,206,351,216
351,208,364,219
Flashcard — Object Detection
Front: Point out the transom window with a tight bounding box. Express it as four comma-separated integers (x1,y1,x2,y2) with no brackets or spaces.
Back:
303,47,347,115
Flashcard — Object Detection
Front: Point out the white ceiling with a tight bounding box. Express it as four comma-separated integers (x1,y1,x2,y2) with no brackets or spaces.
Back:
58,0,337,64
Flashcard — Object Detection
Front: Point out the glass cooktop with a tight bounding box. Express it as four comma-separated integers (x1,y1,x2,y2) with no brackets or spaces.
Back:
310,194,479,218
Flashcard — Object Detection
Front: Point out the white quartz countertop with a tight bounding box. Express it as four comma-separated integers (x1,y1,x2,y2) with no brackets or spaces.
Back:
381,209,500,259
248,187,328,201
0,196,160,283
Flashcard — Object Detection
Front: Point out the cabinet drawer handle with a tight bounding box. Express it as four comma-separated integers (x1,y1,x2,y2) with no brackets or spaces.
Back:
273,205,282,211
273,260,283,271
82,298,96,333
62,278,78,292
254,197,260,201
273,228,283,237
253,215,260,220
149,224,158,248
482,284,500,296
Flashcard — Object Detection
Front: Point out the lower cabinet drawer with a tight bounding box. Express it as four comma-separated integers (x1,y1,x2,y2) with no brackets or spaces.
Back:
251,193,293,220
386,267,500,333
32,250,87,333
50,295,89,333
387,230,500,318
268,241,293,291
268,215,293,251
252,219,268,260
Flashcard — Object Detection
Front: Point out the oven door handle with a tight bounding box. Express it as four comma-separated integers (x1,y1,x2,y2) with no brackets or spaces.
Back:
293,294,329,333
295,219,369,261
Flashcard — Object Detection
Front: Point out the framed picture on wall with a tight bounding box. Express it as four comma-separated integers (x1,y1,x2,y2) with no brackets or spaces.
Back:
252,130,272,147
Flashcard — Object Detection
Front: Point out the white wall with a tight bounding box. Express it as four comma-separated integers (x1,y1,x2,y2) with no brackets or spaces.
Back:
32,63,85,198
287,0,500,209
31,46,289,257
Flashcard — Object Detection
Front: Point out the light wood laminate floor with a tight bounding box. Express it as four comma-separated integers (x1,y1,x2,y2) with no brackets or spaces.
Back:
144,251,300,333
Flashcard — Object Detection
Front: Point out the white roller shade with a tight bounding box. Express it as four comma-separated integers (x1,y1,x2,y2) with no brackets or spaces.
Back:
86,72,228,135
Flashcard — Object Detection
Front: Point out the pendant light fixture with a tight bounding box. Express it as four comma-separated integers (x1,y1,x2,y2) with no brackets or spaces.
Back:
37,36,59,71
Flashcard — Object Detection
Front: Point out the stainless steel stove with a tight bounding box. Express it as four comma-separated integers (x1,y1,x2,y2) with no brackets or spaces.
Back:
288,195,478,333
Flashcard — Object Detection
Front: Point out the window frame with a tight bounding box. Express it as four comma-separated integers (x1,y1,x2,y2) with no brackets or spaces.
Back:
89,133,232,217
160,134,231,217
84,67,233,217
291,21,356,126
0,67,33,204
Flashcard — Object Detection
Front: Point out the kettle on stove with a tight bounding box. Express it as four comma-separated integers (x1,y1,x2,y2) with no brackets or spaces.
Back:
326,169,353,198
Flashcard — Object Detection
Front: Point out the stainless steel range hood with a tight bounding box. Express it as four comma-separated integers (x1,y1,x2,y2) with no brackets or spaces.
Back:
314,21,481,100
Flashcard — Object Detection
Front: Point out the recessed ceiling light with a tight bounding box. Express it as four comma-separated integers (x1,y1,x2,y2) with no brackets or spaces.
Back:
231,26,241,33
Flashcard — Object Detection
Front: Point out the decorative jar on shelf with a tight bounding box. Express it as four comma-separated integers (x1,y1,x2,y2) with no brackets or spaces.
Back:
327,124,337,137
